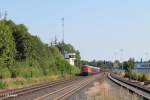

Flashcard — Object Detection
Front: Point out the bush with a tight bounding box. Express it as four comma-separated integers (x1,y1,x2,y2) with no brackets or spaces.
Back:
141,74,147,82
131,73,140,80
124,72,129,78
13,80,24,86
145,74,150,80
0,81,7,89
0,67,11,79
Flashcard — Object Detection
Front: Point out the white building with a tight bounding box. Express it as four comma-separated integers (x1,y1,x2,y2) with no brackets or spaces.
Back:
64,53,76,66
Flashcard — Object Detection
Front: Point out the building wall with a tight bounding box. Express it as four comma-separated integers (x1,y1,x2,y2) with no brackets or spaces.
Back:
68,58,75,66
135,62,150,68
134,62,150,73
65,53,76,66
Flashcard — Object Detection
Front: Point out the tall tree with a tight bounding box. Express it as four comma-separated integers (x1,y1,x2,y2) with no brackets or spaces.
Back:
0,21,16,78
12,24,31,60
126,58,135,80
0,21,16,66
127,58,135,72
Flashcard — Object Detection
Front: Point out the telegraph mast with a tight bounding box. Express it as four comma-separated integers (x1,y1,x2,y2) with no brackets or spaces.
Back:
4,10,7,20
62,17,64,44
0,10,2,19
61,17,65,57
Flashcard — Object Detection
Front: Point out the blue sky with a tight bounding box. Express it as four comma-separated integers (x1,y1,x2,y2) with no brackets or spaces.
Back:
1,0,150,61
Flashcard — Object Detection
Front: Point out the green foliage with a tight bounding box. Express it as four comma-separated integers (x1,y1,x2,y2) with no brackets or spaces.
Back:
126,58,135,72
55,43,81,67
81,60,113,68
0,19,80,83
141,74,147,82
13,25,31,60
124,72,149,81
13,80,24,86
131,73,138,80
0,81,7,89
123,58,135,80
123,61,128,70
0,20,16,79
0,67,11,79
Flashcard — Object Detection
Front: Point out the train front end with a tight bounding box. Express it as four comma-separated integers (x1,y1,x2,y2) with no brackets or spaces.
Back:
82,65,92,76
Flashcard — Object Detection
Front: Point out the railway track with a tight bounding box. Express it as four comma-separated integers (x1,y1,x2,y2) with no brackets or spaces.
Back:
0,77,81,100
108,73,150,100
0,73,102,100
34,74,102,100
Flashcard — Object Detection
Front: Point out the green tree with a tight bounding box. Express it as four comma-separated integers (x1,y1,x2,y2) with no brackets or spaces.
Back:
123,61,128,70
126,58,135,80
56,42,81,67
0,21,16,78
0,19,80,80
127,58,135,72
12,24,31,60
75,50,81,67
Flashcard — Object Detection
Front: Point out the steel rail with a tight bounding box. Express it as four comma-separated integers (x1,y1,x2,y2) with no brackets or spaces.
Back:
34,74,101,100
0,77,80,100
108,73,150,100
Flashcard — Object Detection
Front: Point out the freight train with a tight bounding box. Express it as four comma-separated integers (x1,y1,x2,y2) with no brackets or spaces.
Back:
81,65,100,76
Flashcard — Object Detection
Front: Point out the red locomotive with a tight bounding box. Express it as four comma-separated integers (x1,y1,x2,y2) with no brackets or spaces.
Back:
81,65,100,76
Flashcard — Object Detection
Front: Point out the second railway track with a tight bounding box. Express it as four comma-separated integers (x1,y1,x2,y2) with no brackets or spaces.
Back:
108,73,150,100
0,73,102,100
34,73,102,100
0,77,81,100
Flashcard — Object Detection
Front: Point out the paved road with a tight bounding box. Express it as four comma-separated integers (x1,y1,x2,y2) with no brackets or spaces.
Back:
67,73,143,100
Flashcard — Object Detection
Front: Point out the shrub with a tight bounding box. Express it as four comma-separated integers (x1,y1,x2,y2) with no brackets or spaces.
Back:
145,74,150,80
0,67,11,79
13,80,24,85
131,73,139,80
141,74,148,82
124,72,129,78
0,81,7,89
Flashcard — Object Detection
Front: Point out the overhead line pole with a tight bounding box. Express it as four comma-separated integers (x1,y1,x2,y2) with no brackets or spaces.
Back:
120,49,124,70
61,17,65,56
62,17,64,45
61,17,65,78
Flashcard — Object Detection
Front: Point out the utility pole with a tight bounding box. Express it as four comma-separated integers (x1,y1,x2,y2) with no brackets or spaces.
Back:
0,10,2,20
61,17,65,56
4,10,7,20
62,17,64,44
120,49,124,70
61,17,65,79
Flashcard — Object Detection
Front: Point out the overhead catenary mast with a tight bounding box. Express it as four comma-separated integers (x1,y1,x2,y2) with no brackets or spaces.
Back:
61,17,65,56
4,10,7,20
120,49,124,70
62,17,64,44
0,10,2,19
